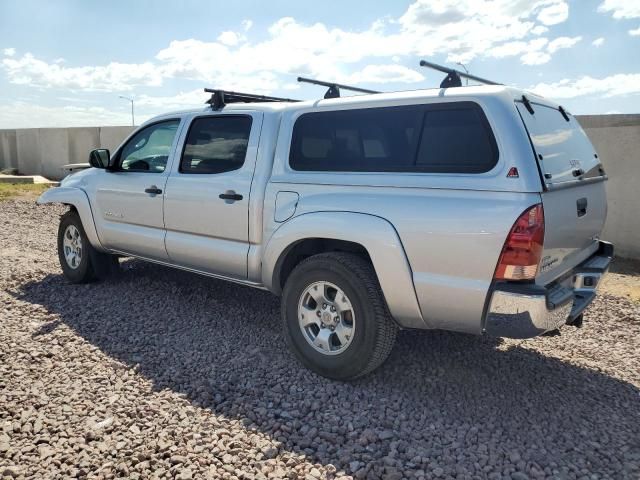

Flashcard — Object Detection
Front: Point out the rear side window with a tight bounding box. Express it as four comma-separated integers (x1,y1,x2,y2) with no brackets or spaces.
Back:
289,102,498,173
416,107,498,173
181,116,252,174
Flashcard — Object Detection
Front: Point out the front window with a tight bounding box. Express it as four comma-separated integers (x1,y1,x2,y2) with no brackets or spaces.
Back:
118,120,180,173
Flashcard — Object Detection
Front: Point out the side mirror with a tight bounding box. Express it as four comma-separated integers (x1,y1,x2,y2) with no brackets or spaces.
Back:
89,149,110,169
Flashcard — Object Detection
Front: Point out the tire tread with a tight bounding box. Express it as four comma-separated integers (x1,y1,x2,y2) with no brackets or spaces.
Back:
283,252,397,379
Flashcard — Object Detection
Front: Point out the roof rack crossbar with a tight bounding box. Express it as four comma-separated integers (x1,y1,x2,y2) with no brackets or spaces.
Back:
204,88,300,110
419,60,501,88
297,76,380,99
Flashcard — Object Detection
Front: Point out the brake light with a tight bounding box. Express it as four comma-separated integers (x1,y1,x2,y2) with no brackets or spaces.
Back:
494,204,545,281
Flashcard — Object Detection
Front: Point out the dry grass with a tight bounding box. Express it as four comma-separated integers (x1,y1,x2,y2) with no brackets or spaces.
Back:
602,257,640,303
0,183,52,200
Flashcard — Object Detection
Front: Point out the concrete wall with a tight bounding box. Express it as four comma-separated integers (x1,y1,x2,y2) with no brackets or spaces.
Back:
0,116,638,258
0,126,135,180
577,115,640,259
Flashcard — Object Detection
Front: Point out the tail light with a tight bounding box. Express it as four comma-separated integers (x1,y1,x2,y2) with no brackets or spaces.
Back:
494,204,545,281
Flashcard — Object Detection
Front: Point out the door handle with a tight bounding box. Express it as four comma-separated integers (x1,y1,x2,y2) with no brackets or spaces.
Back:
577,198,587,217
145,186,162,195
219,191,243,202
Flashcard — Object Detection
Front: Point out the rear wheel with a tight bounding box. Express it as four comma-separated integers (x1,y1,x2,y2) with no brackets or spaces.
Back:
57,210,117,283
282,252,397,380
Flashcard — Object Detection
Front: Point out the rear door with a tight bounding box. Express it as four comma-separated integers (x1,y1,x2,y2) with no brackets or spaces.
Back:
163,112,262,279
516,100,607,284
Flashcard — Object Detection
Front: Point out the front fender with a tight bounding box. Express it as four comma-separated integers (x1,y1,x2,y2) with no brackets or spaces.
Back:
263,211,427,329
37,187,105,251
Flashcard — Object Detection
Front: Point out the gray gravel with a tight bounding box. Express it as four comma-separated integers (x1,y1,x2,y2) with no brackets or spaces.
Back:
1,198,639,480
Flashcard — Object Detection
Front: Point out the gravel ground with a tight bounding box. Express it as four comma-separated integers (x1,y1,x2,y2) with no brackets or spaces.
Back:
1,198,639,480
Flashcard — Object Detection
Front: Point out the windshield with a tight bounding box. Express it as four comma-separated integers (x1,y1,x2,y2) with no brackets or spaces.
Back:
516,101,603,185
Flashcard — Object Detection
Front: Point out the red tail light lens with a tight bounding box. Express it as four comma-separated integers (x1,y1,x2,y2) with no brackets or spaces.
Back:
494,204,545,281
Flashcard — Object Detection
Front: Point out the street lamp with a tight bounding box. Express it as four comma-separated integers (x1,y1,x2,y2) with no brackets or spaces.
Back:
119,95,135,126
456,62,469,86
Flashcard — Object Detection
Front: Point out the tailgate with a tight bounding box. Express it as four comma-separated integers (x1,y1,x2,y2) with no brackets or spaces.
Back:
516,99,608,284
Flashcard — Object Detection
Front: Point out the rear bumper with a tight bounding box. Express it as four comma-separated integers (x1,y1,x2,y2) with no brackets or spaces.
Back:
484,241,613,339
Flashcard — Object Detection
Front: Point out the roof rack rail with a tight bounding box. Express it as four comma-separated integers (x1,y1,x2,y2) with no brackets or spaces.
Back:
204,88,299,110
419,60,501,88
297,76,380,99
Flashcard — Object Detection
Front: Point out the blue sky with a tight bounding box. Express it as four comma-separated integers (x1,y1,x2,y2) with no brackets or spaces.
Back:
1,0,639,128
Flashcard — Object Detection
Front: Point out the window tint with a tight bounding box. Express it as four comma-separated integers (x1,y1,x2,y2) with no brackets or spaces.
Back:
290,106,422,172
516,102,601,184
416,107,497,173
120,120,180,173
181,116,252,174
289,103,497,174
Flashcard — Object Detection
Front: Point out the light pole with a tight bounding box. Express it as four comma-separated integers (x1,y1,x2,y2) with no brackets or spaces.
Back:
119,95,135,126
456,62,469,86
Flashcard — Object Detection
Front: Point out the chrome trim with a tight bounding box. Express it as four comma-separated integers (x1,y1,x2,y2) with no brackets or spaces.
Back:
485,290,572,339
485,247,612,339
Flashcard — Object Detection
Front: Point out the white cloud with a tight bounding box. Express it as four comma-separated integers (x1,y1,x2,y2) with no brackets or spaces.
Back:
217,31,241,47
529,73,640,99
547,36,581,53
345,65,424,84
537,2,569,25
489,35,579,66
630,27,640,36
531,25,549,35
521,50,551,65
490,38,548,59
592,37,605,46
0,0,577,95
0,101,133,129
3,48,16,57
598,0,640,19
397,0,570,63
2,53,160,91
135,89,207,110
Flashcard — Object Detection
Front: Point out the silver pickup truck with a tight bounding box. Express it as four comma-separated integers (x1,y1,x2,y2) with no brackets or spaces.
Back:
38,82,613,380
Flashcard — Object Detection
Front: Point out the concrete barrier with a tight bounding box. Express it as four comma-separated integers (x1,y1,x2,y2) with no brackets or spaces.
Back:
0,126,134,180
0,115,638,259
578,115,640,259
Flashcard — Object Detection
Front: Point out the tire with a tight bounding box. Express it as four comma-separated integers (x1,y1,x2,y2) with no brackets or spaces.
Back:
57,210,117,283
281,252,397,380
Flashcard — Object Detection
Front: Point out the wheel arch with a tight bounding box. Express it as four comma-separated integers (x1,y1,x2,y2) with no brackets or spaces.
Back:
263,211,427,329
37,187,105,251
273,237,372,292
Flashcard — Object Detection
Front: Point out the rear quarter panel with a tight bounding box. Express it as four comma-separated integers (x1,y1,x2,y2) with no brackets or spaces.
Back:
264,184,540,333
264,90,545,334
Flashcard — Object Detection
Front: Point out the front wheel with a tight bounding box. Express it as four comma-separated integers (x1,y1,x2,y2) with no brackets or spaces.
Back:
57,210,117,283
281,252,397,380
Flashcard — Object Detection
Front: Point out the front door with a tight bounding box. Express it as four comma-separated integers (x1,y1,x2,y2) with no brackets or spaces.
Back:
93,119,182,260
163,112,262,279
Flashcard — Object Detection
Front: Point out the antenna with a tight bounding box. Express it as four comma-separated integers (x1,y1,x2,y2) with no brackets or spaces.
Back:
419,60,501,88
297,77,380,99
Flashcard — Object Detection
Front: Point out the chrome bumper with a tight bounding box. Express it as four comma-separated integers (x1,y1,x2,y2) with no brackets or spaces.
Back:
484,241,613,339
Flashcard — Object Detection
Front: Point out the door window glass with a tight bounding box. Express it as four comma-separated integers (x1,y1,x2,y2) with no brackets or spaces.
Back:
180,116,253,174
119,120,180,172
